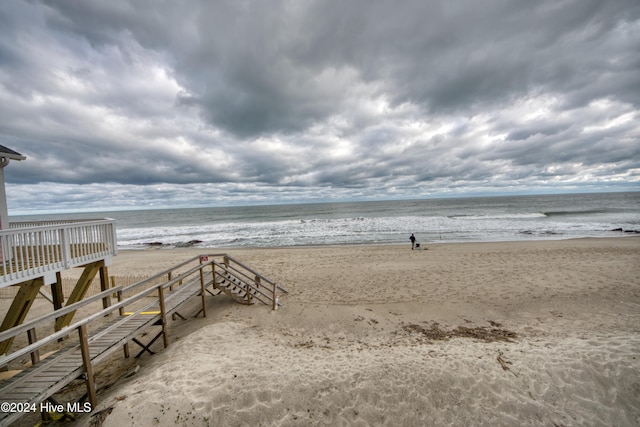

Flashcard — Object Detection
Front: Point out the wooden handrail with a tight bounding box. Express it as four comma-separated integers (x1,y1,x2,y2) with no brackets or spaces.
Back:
0,253,283,366
0,218,117,288
211,261,278,308
212,268,271,304
120,256,200,294
88,264,211,344
0,261,213,367
0,286,123,344
221,254,280,288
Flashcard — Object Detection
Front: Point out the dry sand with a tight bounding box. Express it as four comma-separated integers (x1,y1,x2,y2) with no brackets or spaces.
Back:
11,238,640,426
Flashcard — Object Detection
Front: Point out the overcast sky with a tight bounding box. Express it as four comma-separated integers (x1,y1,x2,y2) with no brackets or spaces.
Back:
1,0,639,214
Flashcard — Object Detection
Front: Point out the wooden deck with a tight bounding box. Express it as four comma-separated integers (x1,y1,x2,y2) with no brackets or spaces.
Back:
0,254,286,426
1,219,117,288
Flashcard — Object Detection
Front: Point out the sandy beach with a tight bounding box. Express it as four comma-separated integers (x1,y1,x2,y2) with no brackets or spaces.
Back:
7,237,640,426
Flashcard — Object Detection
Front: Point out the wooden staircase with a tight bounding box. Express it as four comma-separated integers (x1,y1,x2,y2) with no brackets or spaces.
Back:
211,256,286,308
215,272,257,304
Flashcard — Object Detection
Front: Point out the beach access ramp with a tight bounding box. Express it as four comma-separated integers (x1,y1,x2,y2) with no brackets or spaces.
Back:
0,254,287,426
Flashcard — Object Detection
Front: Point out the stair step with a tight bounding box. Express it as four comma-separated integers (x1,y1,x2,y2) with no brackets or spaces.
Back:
214,271,276,307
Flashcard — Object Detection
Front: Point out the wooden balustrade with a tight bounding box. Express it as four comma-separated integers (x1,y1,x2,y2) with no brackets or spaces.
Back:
0,219,117,288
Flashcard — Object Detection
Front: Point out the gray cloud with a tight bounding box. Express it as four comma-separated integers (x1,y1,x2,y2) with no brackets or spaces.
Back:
1,0,639,213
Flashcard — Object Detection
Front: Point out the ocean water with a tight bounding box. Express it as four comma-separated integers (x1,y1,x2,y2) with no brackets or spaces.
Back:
11,192,640,249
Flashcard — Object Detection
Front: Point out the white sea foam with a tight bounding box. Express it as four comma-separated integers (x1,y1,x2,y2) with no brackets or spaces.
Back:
116,211,637,249
13,192,639,248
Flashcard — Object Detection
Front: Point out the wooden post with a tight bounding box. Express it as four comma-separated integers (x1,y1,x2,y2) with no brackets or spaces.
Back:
55,261,102,331
116,288,130,358
78,324,97,407
272,283,277,311
158,286,168,348
116,289,124,317
99,265,111,310
110,276,117,298
50,272,64,311
212,262,216,287
248,275,260,306
198,259,207,318
27,328,40,366
60,227,71,269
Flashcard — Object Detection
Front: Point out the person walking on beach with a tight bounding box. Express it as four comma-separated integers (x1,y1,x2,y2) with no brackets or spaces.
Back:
410,233,416,250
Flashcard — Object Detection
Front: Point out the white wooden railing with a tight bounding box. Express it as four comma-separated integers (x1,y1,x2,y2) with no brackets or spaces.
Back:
0,219,117,288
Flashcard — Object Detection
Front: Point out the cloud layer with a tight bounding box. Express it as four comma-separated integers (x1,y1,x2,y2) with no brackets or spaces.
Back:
1,0,639,213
